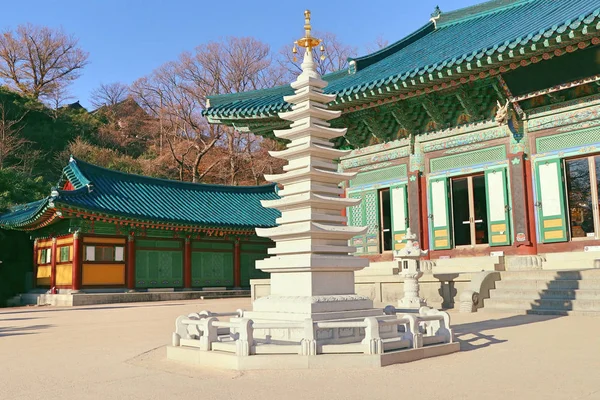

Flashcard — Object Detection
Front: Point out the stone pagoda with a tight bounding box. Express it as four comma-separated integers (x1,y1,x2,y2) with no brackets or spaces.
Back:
246,10,378,322
167,11,458,369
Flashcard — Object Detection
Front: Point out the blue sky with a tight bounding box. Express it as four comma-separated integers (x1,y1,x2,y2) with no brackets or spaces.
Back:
0,0,482,109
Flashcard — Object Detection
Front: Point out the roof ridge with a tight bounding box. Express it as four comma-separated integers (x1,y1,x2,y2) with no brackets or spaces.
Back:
437,0,536,27
349,23,435,73
69,157,278,193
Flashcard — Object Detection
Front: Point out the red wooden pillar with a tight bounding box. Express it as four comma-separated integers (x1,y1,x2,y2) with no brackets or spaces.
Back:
234,239,241,288
184,238,192,289
32,239,38,289
71,232,82,291
419,174,431,260
126,235,136,290
50,237,57,292
524,158,538,255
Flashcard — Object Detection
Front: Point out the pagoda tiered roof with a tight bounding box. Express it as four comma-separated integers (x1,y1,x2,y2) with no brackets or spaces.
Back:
0,158,279,232
204,0,600,128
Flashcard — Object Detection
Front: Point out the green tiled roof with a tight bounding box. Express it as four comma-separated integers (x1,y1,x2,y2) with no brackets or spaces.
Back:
204,0,600,122
0,158,280,231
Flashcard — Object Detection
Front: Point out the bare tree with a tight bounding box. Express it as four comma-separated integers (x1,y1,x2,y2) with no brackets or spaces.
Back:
0,24,89,101
279,31,358,78
131,37,286,184
0,101,28,170
90,82,130,109
365,35,389,53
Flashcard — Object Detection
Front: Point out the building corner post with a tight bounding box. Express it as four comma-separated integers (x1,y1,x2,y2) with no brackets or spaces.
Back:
32,238,38,289
71,231,82,291
126,234,136,291
234,238,241,288
184,237,192,289
50,237,57,292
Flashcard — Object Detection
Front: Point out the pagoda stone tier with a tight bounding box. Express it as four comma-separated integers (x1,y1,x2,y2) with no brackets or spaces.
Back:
245,48,379,322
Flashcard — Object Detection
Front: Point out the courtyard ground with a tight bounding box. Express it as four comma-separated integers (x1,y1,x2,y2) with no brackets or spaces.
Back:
1,298,599,400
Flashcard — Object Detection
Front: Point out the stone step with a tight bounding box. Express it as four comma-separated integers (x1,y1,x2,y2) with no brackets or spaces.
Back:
482,307,600,317
483,298,600,312
541,251,600,270
432,255,502,273
499,269,600,281
494,279,600,290
488,288,600,300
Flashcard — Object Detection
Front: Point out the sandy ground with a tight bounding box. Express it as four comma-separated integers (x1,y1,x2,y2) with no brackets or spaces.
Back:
1,298,600,400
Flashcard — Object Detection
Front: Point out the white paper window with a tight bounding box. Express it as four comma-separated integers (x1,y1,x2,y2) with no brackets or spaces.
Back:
431,180,448,228
45,249,52,264
85,246,96,261
391,186,407,232
114,246,124,262
487,171,506,222
539,162,562,217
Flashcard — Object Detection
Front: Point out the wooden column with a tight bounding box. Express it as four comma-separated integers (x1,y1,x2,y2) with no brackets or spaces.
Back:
71,232,82,291
419,173,431,259
510,152,536,254
50,237,57,292
32,239,38,289
184,238,192,289
407,171,422,243
524,158,538,255
126,235,136,290
234,239,241,288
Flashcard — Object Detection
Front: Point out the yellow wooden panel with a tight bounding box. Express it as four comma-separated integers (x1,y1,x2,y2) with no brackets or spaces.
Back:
435,239,448,247
37,277,50,286
56,265,72,286
82,264,125,285
491,224,506,232
56,237,73,246
491,234,508,244
38,239,52,247
70,246,73,260
37,265,51,278
394,234,405,241
544,230,564,240
83,237,126,244
394,243,406,251
543,219,563,228
434,229,447,238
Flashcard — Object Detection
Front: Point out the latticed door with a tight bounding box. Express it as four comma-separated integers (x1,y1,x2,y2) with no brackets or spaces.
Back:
535,159,568,243
429,178,451,250
485,168,511,246
390,184,409,251
347,190,380,254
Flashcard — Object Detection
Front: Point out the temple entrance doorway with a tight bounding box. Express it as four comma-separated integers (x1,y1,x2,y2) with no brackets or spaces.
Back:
450,175,489,247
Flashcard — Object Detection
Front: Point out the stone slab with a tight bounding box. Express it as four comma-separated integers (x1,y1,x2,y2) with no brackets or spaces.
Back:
166,342,460,370
17,290,250,307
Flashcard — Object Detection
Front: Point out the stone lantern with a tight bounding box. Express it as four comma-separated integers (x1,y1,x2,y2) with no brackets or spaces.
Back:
394,228,428,309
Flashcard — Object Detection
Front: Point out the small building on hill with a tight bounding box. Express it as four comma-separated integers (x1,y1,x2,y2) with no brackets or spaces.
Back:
0,157,278,292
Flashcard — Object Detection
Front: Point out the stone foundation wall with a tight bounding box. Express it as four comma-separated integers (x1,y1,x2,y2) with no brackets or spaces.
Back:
251,272,473,310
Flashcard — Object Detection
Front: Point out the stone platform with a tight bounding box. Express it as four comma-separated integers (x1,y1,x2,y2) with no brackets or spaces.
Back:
167,342,460,370
10,289,250,307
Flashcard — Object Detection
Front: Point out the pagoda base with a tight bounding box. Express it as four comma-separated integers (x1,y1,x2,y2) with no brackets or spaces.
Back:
167,342,460,370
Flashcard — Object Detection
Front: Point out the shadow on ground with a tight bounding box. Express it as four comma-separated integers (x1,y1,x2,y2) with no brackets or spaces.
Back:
452,314,560,352
0,302,188,315
0,324,53,337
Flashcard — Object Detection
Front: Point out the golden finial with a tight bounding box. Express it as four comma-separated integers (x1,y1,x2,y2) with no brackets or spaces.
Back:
295,9,321,51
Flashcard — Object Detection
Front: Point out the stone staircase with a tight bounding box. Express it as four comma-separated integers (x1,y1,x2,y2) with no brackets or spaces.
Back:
483,269,600,316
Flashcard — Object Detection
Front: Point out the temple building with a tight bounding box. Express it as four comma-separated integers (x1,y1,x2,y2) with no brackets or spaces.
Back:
204,0,600,272
0,158,277,292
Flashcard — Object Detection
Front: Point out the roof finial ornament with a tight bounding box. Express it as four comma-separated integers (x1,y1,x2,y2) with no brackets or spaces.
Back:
430,5,442,29
292,10,326,64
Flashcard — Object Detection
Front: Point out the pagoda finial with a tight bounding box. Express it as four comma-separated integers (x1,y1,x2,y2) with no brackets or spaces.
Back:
291,10,326,62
